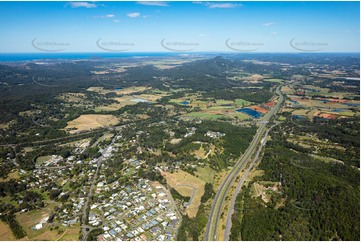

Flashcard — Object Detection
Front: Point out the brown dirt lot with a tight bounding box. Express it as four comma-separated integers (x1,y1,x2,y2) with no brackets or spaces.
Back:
0,221,15,240
162,170,205,218
65,114,119,133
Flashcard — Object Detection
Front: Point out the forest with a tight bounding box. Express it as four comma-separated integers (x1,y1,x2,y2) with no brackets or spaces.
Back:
230,118,360,241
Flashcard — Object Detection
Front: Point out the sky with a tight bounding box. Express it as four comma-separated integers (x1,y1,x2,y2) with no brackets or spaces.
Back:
0,1,359,53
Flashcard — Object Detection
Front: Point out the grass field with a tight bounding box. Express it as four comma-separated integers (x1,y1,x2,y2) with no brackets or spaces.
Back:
36,155,52,165
303,85,330,93
232,111,252,120
0,119,16,129
182,109,250,121
65,114,119,133
183,112,226,120
281,86,294,94
195,166,216,183
215,100,234,105
235,99,252,107
58,93,86,103
339,111,357,117
16,201,59,240
162,170,205,218
94,92,167,111
291,96,348,109
192,144,215,160
0,170,20,182
263,78,284,83
59,138,91,149
136,93,169,102
292,109,309,116
0,221,15,240
87,86,149,95
58,227,81,241
94,103,124,112
94,96,135,111
192,145,207,159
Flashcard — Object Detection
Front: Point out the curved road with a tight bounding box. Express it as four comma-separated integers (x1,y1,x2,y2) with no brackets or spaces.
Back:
205,86,284,241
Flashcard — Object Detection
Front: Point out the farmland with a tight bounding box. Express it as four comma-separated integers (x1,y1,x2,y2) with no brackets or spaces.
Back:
65,114,119,133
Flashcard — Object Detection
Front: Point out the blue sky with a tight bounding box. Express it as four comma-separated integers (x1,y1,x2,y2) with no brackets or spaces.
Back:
0,1,359,52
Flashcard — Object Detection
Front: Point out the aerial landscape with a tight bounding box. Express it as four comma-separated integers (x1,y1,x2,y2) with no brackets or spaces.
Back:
0,1,359,241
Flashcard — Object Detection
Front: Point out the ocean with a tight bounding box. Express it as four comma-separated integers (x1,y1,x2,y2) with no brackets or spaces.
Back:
0,52,198,62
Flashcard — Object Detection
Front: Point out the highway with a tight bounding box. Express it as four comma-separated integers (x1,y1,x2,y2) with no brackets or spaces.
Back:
204,87,284,241
224,122,279,240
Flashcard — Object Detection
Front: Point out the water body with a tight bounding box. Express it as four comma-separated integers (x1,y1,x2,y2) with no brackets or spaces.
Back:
344,103,360,107
292,115,306,120
315,99,330,103
332,109,348,112
180,101,190,105
0,52,218,62
114,88,123,91
236,108,261,119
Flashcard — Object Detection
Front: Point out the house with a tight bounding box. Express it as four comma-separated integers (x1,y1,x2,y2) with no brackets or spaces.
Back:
34,223,43,230
157,235,165,241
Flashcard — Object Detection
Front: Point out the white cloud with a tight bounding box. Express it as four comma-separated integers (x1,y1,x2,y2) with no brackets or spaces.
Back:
262,22,275,27
127,12,141,18
69,2,97,8
137,1,168,7
95,14,115,19
193,2,242,9
113,19,120,23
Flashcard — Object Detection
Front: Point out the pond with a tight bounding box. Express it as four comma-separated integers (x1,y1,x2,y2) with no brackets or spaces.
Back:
236,108,261,119
180,101,190,105
292,115,306,120
344,103,360,107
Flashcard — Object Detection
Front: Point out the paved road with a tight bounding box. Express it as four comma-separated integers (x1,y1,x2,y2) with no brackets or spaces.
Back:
204,87,284,241
173,184,197,207
223,122,279,240
81,135,118,241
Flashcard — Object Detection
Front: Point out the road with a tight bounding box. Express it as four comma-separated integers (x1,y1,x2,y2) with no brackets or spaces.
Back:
81,135,119,241
223,122,279,240
204,87,284,241
173,184,197,207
